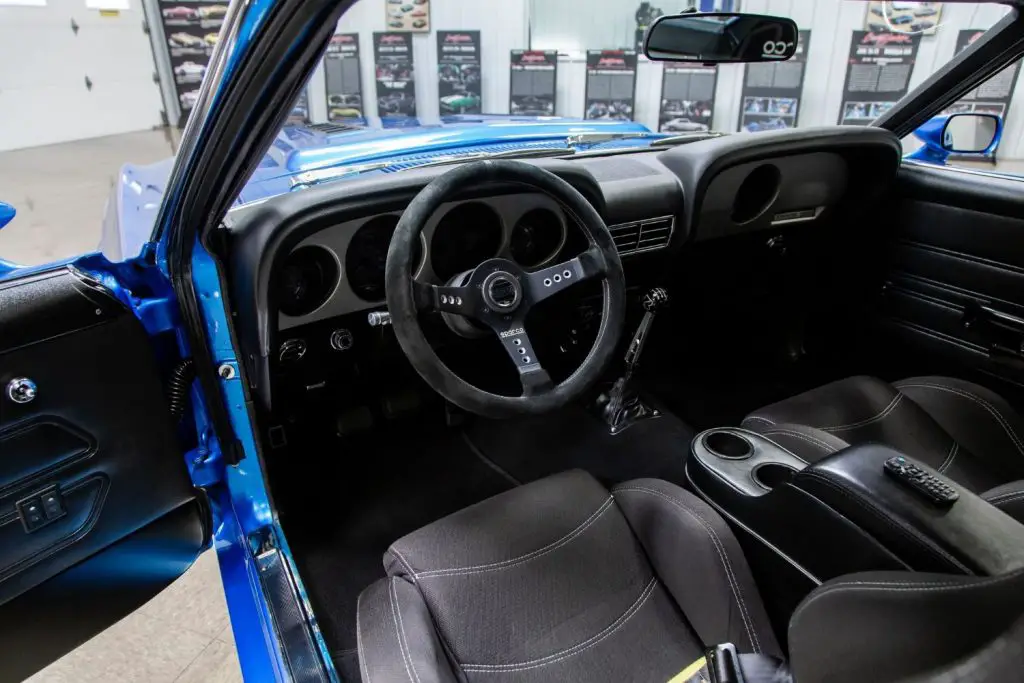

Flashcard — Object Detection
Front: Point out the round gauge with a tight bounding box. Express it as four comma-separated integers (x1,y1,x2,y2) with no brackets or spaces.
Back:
509,209,565,268
430,203,503,281
346,215,423,301
275,246,339,317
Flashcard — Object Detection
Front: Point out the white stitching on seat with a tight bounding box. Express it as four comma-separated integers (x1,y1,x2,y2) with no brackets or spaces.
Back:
937,442,959,473
744,415,776,427
460,577,658,672
356,589,372,683
761,429,838,456
820,394,904,433
789,568,1024,637
988,491,1024,505
613,486,762,653
416,496,615,578
389,579,420,683
895,382,1024,458
388,547,418,580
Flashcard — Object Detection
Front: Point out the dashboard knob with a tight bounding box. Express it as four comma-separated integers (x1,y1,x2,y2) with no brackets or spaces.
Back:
279,339,307,364
6,377,37,404
367,311,391,327
330,329,354,351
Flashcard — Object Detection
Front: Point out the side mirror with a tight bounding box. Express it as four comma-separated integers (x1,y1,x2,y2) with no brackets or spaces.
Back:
0,202,15,231
643,12,799,64
942,112,1001,154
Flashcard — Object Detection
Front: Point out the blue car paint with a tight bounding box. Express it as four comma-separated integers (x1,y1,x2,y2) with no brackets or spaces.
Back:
906,112,1004,165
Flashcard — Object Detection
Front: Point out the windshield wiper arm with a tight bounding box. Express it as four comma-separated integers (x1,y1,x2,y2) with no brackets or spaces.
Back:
291,146,572,189
565,132,654,148
649,131,728,147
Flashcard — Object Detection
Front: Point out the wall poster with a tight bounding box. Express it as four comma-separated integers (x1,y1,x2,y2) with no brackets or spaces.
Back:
373,32,416,117
865,2,942,36
437,31,482,114
838,30,920,126
160,0,228,124
385,0,429,32
738,30,809,133
659,63,718,133
584,50,637,120
510,50,557,116
946,29,1020,119
325,33,364,121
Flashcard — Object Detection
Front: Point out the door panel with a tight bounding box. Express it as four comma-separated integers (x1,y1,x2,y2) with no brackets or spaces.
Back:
0,267,208,681
875,162,1024,388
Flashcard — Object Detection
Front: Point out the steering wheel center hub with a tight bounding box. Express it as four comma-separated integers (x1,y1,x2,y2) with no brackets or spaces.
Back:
482,271,523,312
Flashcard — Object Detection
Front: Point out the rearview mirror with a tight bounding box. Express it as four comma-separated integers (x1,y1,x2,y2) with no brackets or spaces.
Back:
942,113,1001,154
643,12,799,64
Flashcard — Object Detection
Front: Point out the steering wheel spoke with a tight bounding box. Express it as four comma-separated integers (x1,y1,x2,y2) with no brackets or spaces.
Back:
413,281,477,316
491,322,552,396
525,246,606,304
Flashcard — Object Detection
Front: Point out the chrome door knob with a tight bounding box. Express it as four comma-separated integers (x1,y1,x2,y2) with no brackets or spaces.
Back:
6,378,37,404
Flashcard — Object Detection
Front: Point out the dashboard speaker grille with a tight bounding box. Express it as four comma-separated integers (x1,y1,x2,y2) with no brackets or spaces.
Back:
608,216,674,255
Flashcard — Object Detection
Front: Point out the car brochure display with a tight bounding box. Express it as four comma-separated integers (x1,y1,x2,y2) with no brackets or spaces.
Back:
658,62,718,133
838,30,920,126
374,32,416,118
159,1,229,125
325,33,364,121
385,0,429,32
510,50,557,116
584,50,638,121
738,30,809,133
864,1,942,36
947,29,1020,120
437,31,482,114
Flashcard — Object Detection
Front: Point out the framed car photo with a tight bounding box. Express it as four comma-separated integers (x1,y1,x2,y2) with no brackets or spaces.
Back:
385,0,430,32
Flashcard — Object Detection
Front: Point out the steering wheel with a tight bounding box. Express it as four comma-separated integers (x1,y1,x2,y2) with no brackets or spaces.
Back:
384,160,626,418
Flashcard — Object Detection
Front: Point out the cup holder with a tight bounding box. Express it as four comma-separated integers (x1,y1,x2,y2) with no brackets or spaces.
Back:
754,463,797,490
702,431,754,460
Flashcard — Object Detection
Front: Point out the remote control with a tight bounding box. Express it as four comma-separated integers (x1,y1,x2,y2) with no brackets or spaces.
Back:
883,456,959,506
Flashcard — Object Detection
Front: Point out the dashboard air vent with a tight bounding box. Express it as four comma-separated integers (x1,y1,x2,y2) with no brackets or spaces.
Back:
608,216,674,256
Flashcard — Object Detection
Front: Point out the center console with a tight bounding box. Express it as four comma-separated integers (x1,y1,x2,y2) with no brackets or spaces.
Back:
687,428,1024,589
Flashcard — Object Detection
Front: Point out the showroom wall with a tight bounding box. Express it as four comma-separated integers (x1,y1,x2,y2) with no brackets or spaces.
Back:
306,0,1024,158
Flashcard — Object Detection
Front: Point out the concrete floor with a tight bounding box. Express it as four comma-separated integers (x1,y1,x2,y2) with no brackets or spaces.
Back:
3,126,1024,682
1,129,240,682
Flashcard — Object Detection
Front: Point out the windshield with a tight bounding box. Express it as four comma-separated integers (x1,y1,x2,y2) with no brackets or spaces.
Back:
264,1,1010,134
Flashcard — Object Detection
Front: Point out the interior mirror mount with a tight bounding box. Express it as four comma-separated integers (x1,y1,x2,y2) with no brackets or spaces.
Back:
942,112,1001,154
643,12,799,64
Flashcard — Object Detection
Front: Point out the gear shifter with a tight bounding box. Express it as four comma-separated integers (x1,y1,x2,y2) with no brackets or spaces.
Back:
599,288,669,434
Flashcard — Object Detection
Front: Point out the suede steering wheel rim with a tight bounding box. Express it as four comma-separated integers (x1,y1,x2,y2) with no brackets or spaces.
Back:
384,159,626,418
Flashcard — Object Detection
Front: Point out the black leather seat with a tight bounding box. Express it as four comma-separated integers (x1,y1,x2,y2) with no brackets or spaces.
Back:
742,376,1024,522
356,469,1024,682
357,470,780,682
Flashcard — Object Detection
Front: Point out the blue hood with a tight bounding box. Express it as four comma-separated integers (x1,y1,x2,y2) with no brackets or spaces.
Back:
110,115,661,259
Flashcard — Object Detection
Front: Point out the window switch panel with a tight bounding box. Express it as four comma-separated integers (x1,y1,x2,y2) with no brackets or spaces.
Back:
17,485,66,532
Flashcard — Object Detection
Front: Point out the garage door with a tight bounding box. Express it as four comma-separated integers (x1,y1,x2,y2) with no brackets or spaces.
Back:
0,0,165,151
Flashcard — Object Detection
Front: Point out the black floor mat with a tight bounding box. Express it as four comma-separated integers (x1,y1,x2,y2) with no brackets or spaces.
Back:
463,402,693,487
277,427,514,666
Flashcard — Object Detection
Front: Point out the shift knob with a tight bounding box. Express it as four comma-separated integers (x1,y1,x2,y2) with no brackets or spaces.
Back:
642,288,669,312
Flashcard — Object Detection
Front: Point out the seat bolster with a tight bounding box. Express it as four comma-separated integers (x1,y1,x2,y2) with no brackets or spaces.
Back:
895,376,1024,483
982,480,1024,524
788,568,1024,683
611,478,781,659
357,577,460,683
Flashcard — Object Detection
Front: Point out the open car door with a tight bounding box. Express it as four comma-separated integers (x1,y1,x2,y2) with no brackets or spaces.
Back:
0,266,209,681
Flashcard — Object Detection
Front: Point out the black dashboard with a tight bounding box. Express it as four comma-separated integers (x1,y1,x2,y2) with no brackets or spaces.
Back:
223,125,902,412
